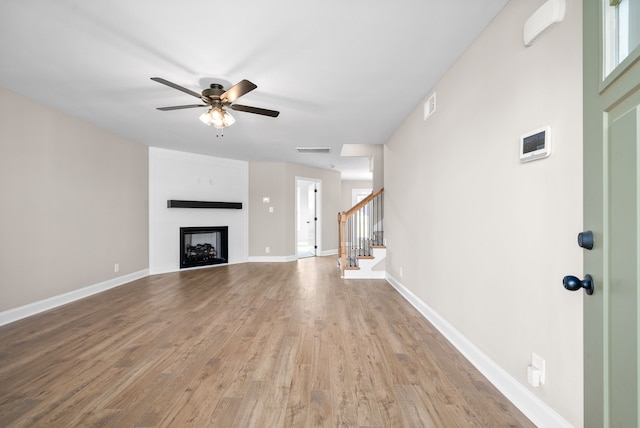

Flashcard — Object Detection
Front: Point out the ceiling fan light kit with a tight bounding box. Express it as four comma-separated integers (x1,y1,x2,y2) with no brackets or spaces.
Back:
199,107,235,128
151,77,279,132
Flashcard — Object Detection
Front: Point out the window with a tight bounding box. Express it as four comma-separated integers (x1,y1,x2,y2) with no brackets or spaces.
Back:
604,0,640,77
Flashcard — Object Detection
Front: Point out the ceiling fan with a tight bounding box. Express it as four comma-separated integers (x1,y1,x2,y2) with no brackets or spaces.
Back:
151,77,279,129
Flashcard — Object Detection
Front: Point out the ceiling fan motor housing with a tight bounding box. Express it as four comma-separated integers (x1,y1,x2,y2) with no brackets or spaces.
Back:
202,84,225,103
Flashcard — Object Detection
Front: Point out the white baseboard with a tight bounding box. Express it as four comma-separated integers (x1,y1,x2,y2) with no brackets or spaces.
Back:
248,255,297,263
385,273,573,428
0,269,149,327
249,251,336,262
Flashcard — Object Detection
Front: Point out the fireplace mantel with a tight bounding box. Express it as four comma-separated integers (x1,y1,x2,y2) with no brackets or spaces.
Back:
167,200,243,209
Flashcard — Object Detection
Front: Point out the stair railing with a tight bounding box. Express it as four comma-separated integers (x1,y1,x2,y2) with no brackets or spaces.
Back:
338,188,384,275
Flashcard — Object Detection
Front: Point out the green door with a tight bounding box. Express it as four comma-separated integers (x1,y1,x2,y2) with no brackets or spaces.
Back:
583,1,640,426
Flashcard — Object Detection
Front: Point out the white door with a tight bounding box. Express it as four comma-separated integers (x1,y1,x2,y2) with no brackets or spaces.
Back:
296,178,320,258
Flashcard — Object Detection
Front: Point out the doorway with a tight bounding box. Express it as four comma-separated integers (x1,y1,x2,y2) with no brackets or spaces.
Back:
352,188,373,207
295,177,321,259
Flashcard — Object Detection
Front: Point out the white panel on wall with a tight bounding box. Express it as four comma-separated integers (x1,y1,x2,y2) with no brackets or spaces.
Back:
149,148,249,274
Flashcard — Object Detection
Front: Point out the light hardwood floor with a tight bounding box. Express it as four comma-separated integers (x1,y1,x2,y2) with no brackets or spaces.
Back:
0,257,534,427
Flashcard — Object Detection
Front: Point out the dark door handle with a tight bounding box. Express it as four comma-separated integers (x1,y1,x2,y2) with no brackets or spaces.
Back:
563,274,594,295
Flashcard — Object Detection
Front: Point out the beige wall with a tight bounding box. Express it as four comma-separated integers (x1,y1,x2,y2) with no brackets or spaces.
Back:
340,144,384,190
249,162,341,257
340,180,373,212
0,87,149,312
384,0,583,426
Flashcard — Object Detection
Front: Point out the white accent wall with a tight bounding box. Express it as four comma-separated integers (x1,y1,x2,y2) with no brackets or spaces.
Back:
149,148,248,274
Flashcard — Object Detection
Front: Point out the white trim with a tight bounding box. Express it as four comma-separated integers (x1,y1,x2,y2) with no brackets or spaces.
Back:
249,253,338,262
248,255,298,263
0,269,149,327
295,176,322,258
385,273,574,428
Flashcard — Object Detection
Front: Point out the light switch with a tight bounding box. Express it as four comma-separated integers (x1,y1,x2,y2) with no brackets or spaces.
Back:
531,353,546,385
269,206,274,213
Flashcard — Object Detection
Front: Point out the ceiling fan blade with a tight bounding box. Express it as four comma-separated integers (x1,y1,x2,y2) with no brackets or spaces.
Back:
157,104,208,111
221,80,257,103
151,77,202,99
230,104,280,117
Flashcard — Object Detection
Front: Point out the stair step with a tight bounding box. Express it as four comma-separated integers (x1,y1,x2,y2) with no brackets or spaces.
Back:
341,246,386,279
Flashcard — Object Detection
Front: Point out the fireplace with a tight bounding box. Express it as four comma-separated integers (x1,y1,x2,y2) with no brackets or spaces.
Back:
180,226,228,269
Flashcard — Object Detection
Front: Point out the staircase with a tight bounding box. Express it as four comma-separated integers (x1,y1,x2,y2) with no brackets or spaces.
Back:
338,188,385,278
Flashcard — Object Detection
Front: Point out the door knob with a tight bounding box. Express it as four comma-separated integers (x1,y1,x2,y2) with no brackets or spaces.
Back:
562,274,594,295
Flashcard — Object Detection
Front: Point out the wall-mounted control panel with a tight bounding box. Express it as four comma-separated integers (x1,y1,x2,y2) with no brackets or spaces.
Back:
520,126,551,162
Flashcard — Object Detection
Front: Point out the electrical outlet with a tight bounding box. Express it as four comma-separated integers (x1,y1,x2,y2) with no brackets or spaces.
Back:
265,247,270,253
114,263,119,273
400,267,404,278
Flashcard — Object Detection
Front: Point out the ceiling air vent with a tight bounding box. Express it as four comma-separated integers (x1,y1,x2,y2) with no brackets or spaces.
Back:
424,92,436,120
296,147,330,154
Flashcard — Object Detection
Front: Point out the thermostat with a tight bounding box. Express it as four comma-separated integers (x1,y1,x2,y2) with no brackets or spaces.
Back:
520,126,551,162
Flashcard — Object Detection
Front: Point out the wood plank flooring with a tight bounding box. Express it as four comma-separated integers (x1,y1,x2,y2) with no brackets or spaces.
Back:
0,257,534,427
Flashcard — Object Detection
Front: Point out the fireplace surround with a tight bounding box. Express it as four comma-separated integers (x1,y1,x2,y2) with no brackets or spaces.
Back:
180,226,228,269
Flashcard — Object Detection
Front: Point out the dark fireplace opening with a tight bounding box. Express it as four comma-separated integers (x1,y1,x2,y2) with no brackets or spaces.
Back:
180,226,228,269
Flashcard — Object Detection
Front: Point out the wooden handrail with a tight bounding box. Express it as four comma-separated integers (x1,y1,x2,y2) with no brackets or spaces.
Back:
342,187,384,218
338,188,384,277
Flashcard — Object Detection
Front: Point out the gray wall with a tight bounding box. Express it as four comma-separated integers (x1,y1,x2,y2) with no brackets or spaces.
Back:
384,0,583,426
249,162,341,258
0,87,149,312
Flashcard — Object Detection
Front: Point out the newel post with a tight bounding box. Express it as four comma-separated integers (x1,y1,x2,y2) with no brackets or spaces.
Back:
338,211,347,275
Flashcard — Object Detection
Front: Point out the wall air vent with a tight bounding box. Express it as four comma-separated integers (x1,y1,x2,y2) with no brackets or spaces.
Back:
296,147,331,154
524,0,566,46
424,92,436,120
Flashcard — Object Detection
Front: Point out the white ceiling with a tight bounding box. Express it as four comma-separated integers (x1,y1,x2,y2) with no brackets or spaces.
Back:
0,0,507,180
